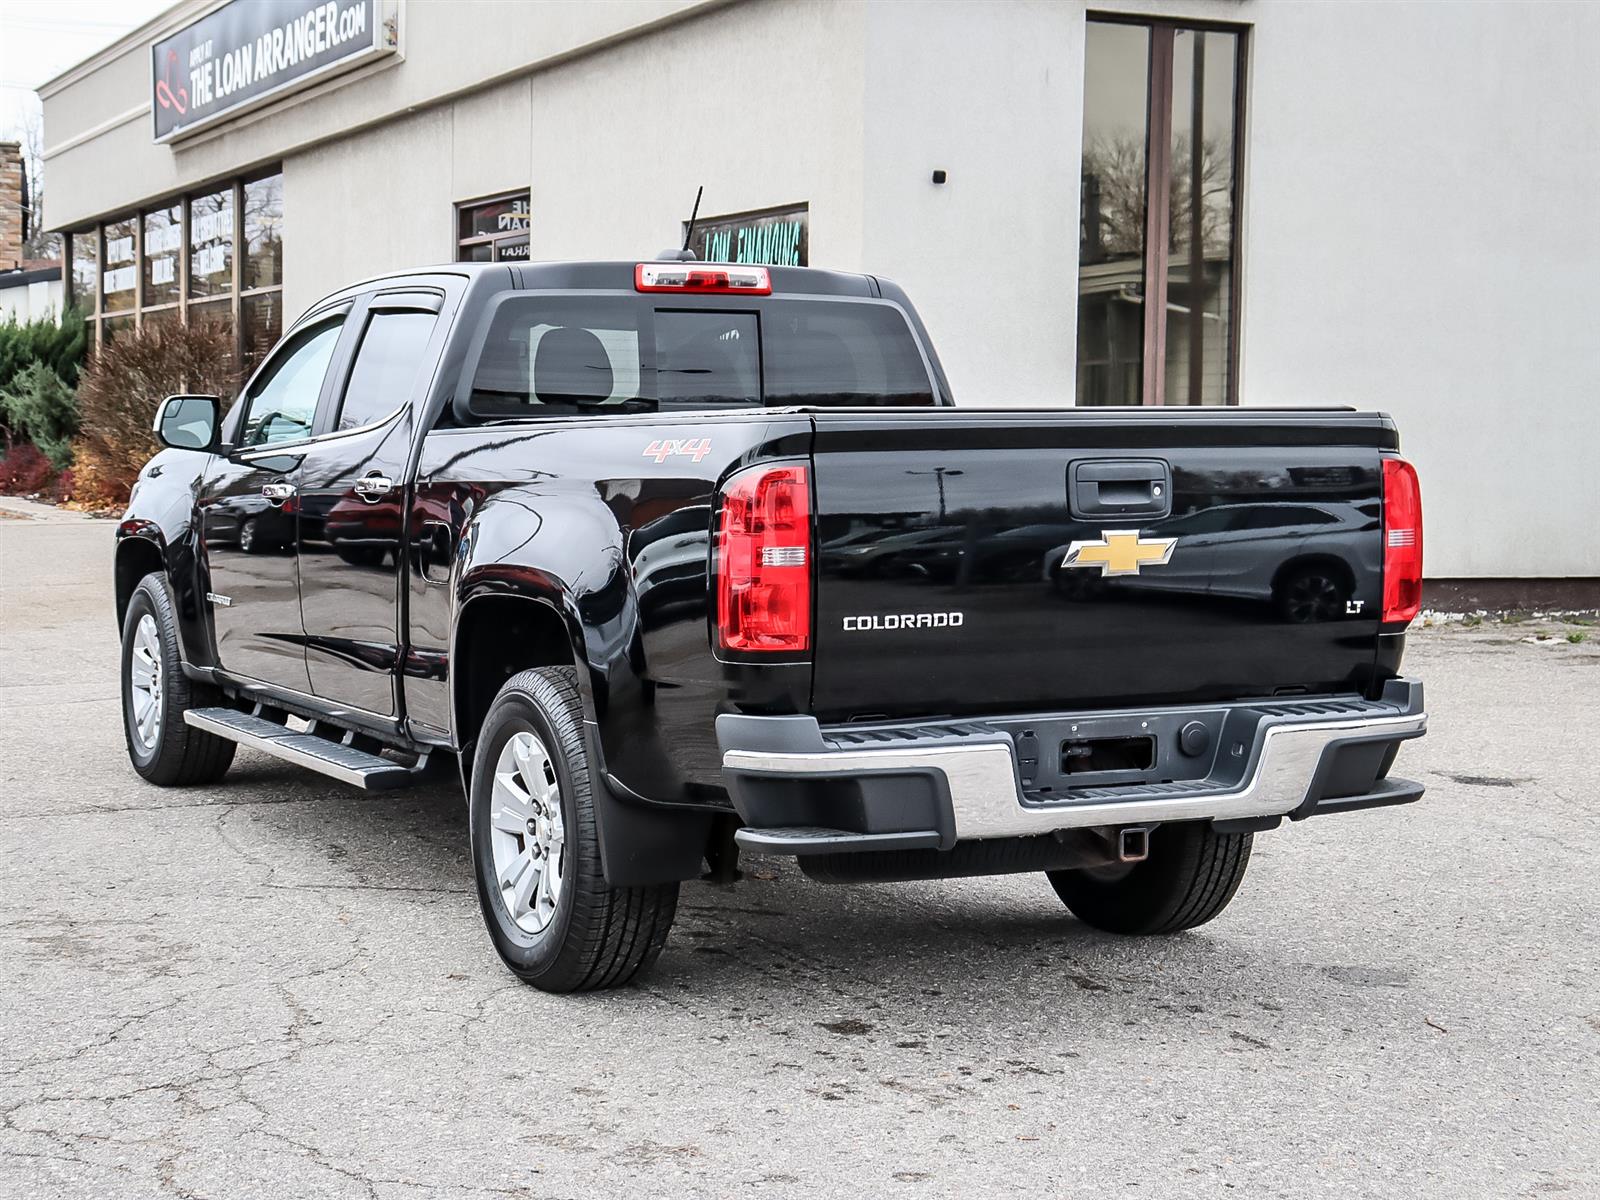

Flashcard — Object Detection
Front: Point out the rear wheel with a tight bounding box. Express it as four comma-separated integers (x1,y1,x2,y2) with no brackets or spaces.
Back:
469,667,678,992
1047,821,1252,934
120,573,236,786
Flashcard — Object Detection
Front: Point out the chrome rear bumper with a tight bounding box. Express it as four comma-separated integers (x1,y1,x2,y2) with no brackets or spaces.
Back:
717,680,1426,854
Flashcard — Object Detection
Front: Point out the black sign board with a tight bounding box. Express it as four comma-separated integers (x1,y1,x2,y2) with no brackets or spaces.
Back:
151,0,383,142
688,204,808,267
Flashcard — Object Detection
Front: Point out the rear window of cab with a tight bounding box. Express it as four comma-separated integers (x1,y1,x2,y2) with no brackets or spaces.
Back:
454,294,936,421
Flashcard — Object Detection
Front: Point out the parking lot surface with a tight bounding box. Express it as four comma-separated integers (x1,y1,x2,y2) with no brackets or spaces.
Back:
2,506,1597,1199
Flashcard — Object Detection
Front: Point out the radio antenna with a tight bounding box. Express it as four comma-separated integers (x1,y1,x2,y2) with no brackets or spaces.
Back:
682,185,704,254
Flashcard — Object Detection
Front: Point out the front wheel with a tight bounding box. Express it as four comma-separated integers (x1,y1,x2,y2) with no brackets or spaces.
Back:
469,667,678,992
1047,821,1252,934
121,573,236,786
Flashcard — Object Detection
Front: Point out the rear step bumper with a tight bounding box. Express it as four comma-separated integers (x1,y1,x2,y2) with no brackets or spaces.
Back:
717,679,1426,855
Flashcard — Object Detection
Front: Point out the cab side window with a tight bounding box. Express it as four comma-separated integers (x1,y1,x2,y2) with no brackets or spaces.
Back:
238,318,343,448
336,310,439,431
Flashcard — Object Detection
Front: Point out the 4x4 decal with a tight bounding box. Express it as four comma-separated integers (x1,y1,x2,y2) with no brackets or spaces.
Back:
643,437,712,464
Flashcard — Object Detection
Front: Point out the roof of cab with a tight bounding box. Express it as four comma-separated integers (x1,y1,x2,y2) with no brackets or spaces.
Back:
309,259,878,309
515,260,878,298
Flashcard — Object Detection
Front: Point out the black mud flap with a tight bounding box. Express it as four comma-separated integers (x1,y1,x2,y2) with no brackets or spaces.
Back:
586,725,712,886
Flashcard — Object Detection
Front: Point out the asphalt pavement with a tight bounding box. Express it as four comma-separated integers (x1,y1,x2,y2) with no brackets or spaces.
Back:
2,501,1597,1199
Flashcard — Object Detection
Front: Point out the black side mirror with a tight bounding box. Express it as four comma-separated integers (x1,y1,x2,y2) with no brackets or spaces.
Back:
153,394,221,451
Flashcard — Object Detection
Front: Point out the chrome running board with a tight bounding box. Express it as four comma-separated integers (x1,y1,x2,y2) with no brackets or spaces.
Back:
184,706,425,791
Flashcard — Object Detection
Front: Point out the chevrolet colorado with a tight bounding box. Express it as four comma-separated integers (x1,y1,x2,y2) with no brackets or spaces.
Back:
116,260,1427,992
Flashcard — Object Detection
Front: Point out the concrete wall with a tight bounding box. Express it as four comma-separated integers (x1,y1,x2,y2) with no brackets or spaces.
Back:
521,1,866,270
282,0,865,317
40,0,718,231
858,0,1084,407
1236,0,1600,578
282,105,458,315
857,0,1597,578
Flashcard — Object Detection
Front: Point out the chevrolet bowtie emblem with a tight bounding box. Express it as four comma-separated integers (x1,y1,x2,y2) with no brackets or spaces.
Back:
1061,530,1177,577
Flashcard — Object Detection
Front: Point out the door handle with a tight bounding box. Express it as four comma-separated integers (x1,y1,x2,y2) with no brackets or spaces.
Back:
261,481,296,505
1068,459,1172,521
353,473,393,503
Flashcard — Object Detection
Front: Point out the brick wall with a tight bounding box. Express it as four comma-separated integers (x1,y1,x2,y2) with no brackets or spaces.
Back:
0,142,24,271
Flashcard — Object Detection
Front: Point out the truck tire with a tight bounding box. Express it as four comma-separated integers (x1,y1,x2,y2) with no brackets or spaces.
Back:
120,572,236,786
1046,822,1252,935
469,667,678,992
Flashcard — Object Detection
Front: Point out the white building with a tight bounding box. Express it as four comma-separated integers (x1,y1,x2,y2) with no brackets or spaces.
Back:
38,0,1600,597
0,266,63,323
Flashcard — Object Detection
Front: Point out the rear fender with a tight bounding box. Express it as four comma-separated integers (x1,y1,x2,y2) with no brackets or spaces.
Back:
451,491,710,885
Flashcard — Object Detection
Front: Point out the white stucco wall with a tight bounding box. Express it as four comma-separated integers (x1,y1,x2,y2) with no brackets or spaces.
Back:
282,0,866,319
282,105,457,317
859,0,1085,408
521,1,866,274
1236,1,1600,578
858,0,1598,578
39,0,718,231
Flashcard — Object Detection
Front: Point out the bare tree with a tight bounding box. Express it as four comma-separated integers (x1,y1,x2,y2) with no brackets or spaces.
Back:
1081,133,1232,262
19,107,59,261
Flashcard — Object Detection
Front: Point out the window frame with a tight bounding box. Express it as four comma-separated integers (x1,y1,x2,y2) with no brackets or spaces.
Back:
1081,13,1249,406
455,189,532,263
324,294,445,436
231,312,349,454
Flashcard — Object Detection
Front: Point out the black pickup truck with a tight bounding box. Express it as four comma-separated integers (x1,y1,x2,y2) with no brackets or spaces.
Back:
116,260,1427,992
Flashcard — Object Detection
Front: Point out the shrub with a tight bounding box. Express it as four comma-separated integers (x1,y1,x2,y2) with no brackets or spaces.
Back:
0,308,88,458
71,318,240,509
0,361,78,469
0,442,56,495
0,307,88,395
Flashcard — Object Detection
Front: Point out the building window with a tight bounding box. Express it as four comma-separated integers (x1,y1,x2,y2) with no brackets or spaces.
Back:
142,202,182,310
242,172,283,290
189,185,234,300
1078,18,1244,406
101,217,138,314
68,231,97,316
63,169,283,372
687,203,809,266
456,192,530,262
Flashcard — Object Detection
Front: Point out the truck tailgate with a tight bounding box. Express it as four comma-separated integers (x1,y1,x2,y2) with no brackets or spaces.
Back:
808,409,1397,722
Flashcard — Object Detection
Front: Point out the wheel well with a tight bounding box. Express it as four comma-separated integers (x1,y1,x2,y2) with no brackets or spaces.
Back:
453,595,579,751
1271,554,1355,597
115,538,165,627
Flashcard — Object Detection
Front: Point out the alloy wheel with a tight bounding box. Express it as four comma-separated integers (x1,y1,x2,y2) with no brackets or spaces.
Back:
128,613,164,749
488,730,567,934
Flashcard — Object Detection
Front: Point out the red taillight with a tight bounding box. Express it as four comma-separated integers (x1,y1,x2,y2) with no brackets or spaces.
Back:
1382,457,1423,624
635,263,772,294
716,464,811,653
